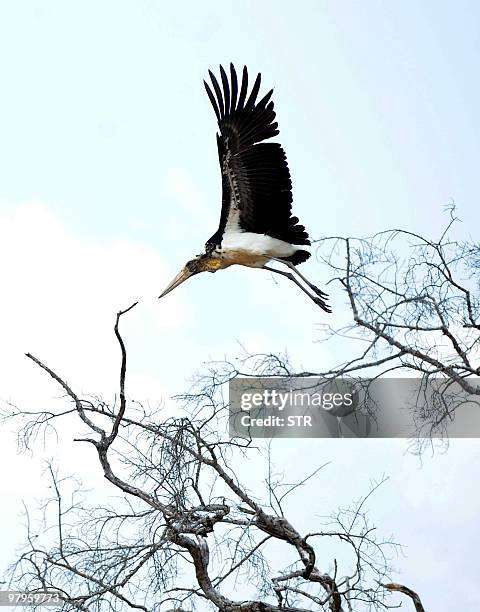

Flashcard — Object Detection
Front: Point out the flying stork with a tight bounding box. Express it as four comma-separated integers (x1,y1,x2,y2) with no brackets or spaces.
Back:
159,64,331,313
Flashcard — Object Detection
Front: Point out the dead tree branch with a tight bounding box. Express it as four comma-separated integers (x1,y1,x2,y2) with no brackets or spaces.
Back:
3,305,420,611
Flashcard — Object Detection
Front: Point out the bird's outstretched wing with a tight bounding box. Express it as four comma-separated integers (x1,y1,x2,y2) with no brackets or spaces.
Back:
204,64,310,250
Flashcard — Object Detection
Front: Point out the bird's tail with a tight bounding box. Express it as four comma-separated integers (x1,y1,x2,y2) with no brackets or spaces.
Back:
282,250,311,265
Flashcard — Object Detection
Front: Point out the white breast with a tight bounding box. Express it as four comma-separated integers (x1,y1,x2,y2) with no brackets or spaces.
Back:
221,232,297,258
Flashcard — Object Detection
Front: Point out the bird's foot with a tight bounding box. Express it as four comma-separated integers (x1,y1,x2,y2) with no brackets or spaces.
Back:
313,296,332,313
308,283,329,299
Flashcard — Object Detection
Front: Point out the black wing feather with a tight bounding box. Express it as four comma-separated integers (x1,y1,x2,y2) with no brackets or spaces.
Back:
220,65,230,119
204,63,310,250
203,80,221,121
245,72,261,110
229,64,238,114
237,66,248,111
208,70,224,119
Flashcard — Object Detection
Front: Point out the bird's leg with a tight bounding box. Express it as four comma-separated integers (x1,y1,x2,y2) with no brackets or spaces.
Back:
263,265,331,313
271,258,329,299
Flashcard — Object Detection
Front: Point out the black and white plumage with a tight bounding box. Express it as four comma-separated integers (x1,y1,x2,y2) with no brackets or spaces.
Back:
159,64,331,312
204,64,310,263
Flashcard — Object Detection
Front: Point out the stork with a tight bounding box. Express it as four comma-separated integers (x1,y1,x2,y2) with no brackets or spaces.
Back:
159,64,331,313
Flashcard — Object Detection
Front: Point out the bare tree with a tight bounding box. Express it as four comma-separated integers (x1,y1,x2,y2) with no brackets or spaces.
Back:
3,301,426,612
305,207,479,441
7,211,475,611
197,208,479,444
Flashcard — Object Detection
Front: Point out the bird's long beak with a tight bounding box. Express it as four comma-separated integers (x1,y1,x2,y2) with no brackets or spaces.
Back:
158,267,193,299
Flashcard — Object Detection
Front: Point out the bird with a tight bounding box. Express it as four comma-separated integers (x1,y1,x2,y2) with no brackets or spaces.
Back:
159,64,331,312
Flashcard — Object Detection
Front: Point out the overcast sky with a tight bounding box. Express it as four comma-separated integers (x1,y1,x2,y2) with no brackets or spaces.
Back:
1,1,480,610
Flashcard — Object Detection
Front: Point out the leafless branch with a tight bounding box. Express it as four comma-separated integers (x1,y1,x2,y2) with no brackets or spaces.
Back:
4,305,416,612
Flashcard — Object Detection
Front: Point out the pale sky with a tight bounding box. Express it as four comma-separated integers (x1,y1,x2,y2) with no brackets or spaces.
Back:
1,1,480,610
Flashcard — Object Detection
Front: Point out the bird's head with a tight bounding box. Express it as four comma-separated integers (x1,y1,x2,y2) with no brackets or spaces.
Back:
159,253,222,298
